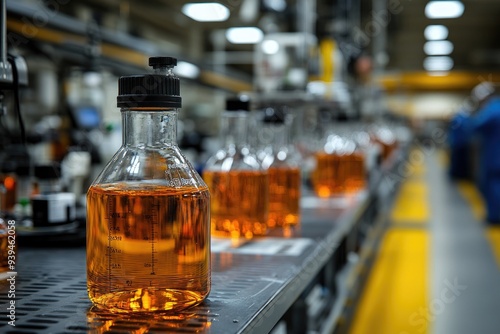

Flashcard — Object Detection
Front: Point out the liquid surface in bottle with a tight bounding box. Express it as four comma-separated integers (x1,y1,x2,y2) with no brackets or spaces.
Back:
203,170,268,239
268,167,301,228
87,183,210,313
311,152,366,198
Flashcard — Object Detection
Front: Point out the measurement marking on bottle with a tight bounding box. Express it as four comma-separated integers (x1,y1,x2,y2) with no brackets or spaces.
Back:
149,201,158,275
106,197,113,292
107,246,122,254
105,196,128,292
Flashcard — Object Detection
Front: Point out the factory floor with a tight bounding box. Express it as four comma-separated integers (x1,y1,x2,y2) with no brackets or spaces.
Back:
348,148,500,334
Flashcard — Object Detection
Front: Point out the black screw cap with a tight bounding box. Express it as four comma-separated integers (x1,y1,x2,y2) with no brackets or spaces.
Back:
226,97,250,112
149,56,177,68
117,57,181,108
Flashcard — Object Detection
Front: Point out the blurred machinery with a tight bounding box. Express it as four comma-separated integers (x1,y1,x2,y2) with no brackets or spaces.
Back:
254,32,317,92
0,0,106,243
0,0,29,215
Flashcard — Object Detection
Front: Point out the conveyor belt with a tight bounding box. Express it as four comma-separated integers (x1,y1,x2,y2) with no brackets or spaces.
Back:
0,194,368,334
0,148,408,334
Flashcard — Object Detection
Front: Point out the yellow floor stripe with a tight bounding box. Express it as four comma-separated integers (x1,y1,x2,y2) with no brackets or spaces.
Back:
486,227,500,267
349,228,429,334
437,149,449,169
406,162,426,179
391,180,429,224
404,148,427,180
456,181,485,221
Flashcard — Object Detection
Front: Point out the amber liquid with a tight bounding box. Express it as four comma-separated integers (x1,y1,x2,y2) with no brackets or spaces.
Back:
311,152,366,198
373,138,398,161
87,306,210,333
0,230,7,273
87,183,210,313
268,167,301,228
203,170,268,239
1,175,17,211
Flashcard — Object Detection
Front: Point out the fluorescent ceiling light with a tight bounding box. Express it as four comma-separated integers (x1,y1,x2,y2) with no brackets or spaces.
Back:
182,3,230,22
264,0,287,12
262,40,280,54
173,61,200,79
424,56,454,71
424,25,448,40
83,72,102,87
226,27,264,44
424,40,454,55
425,1,464,19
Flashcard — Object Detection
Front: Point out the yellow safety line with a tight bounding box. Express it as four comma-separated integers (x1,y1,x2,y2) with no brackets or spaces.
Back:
406,162,426,179
349,228,429,334
455,181,485,222
390,148,428,224
486,227,500,267
437,149,449,169
391,180,429,224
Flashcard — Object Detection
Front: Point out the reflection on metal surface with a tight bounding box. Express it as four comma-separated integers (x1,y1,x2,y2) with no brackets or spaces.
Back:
217,252,234,271
87,306,213,333
301,192,365,209
212,236,311,256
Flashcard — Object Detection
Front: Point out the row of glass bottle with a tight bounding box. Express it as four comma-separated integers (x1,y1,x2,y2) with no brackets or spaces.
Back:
201,99,400,240
310,110,398,198
202,99,300,239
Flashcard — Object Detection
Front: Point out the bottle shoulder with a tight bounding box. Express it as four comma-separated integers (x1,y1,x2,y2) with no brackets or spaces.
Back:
204,148,264,171
91,145,207,190
260,146,301,169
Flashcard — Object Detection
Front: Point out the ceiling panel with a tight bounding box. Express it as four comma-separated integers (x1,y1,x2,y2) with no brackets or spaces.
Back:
385,0,500,71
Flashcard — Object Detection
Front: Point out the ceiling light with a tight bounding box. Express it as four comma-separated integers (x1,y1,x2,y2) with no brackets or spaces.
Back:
264,0,287,12
226,27,264,44
261,40,280,55
425,1,464,19
424,25,449,40
424,56,454,71
182,3,230,22
424,40,454,55
173,61,200,79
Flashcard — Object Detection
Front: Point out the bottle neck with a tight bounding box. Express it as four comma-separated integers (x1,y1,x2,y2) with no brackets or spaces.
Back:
220,111,249,149
267,123,288,151
122,109,178,147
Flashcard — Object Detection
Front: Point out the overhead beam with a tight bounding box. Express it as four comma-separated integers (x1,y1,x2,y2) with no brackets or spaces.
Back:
379,71,500,92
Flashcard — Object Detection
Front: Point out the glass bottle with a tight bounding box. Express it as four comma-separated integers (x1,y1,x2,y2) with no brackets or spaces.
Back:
370,122,398,162
260,106,301,229
86,57,210,313
203,97,268,239
311,111,366,197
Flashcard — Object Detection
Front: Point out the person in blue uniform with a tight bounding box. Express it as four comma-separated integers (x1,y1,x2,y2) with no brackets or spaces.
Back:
469,82,500,224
